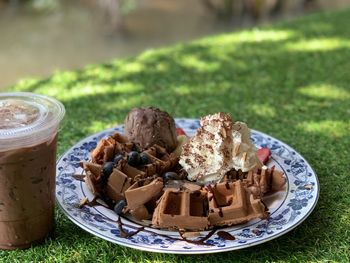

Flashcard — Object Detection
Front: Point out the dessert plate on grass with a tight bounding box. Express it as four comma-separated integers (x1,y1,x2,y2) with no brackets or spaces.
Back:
56,118,319,254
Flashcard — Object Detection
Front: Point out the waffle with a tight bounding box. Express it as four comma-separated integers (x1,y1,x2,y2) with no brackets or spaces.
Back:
81,132,179,211
152,189,209,231
124,177,164,220
80,131,284,231
224,166,286,198
206,181,268,227
91,132,132,164
152,181,268,230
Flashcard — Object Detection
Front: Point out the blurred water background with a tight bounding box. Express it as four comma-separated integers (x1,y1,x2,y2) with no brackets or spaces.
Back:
1,0,350,89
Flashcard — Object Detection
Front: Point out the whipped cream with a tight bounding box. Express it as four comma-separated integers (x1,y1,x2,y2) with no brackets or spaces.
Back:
179,113,262,184
231,121,262,172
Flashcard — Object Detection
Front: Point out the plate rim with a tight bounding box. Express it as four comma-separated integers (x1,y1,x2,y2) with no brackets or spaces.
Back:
56,119,320,254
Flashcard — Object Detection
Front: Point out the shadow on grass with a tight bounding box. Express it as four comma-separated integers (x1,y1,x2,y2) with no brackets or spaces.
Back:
4,8,350,263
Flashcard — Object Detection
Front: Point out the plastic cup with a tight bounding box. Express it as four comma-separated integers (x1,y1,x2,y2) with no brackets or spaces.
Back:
0,92,65,249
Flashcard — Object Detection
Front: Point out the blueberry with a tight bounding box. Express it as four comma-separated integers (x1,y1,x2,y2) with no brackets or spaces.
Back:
102,162,114,178
132,144,141,153
113,199,126,215
127,151,140,166
163,172,180,181
113,154,124,165
140,153,149,165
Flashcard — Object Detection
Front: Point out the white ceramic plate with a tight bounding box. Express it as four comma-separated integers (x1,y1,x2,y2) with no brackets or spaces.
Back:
56,118,319,254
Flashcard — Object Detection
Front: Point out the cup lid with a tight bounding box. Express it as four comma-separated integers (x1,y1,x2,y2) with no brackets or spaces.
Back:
0,92,65,150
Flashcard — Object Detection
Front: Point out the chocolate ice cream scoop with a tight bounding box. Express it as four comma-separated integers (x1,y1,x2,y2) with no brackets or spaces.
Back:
124,107,178,153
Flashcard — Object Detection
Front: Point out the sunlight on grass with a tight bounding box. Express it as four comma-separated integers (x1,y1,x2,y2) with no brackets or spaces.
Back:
104,93,145,111
154,61,170,72
120,61,145,74
249,103,276,117
238,29,295,43
298,84,350,100
13,78,40,91
33,81,142,101
178,55,220,72
285,38,350,52
83,94,145,132
174,85,191,95
84,120,114,133
297,120,349,138
136,48,170,62
200,29,296,46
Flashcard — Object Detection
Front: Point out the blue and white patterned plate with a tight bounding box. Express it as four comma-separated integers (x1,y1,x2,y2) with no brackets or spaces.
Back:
56,118,319,254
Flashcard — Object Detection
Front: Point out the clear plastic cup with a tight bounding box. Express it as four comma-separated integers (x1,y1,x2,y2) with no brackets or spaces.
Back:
0,92,65,249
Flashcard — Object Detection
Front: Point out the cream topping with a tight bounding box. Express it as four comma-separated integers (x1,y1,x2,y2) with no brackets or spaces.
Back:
179,113,262,184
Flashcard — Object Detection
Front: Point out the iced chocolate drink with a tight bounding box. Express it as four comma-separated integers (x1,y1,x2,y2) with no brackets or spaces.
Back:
0,93,65,249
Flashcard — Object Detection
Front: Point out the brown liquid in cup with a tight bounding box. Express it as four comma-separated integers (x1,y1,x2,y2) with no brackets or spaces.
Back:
0,134,57,249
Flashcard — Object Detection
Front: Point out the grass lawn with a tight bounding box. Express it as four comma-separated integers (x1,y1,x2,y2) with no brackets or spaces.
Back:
1,8,350,263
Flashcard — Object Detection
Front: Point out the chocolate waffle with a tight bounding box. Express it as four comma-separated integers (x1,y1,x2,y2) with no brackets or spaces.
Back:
206,181,268,226
224,166,286,198
124,177,164,220
81,132,179,211
152,189,209,231
80,128,285,231
152,180,268,230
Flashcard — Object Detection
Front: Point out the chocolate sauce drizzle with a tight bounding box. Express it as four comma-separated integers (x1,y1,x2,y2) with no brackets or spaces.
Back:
206,185,217,204
218,208,224,217
83,196,110,209
73,168,237,245
117,217,144,238
206,184,225,217
217,231,235,240
178,228,217,246
78,197,234,246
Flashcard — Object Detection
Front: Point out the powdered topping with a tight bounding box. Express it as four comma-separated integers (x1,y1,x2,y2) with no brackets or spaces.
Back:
179,113,262,184
179,112,234,183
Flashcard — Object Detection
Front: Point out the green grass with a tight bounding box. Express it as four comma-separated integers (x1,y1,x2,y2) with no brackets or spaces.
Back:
1,8,350,263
